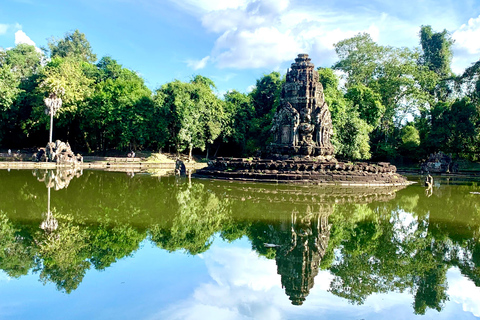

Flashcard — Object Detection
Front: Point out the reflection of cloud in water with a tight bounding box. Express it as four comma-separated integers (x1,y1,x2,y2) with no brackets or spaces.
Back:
157,246,285,320
448,267,480,317
153,243,480,320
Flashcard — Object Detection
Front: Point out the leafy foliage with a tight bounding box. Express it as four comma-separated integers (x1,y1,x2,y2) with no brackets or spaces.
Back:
48,29,97,63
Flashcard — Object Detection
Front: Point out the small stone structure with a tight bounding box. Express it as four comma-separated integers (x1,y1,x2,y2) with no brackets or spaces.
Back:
33,140,83,165
195,54,410,186
420,151,458,174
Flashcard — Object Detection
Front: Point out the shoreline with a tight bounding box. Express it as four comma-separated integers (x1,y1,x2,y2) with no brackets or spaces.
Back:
0,159,207,172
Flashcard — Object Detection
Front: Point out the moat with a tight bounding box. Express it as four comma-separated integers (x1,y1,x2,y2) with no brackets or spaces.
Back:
0,169,479,319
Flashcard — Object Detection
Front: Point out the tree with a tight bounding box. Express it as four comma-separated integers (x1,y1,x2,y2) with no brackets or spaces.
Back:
0,65,20,115
222,90,254,156
48,29,97,63
80,57,152,151
345,84,385,129
431,98,480,159
155,76,224,159
318,68,372,160
0,44,43,146
334,33,435,160
191,75,224,159
399,123,421,162
149,182,230,255
30,56,94,145
334,33,383,87
4,43,42,80
419,25,454,78
247,72,283,154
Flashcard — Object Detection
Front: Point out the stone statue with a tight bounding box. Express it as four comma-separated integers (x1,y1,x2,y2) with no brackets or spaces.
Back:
271,102,299,145
34,140,83,165
314,103,333,147
292,111,300,146
299,113,314,145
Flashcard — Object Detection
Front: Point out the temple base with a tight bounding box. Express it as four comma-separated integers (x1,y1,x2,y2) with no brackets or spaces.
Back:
195,158,412,186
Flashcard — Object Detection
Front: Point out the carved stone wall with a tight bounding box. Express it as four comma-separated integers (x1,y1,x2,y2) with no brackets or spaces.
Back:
269,54,334,158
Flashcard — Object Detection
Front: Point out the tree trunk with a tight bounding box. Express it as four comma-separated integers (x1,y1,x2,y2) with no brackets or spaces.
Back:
206,145,210,160
214,143,221,158
189,145,192,161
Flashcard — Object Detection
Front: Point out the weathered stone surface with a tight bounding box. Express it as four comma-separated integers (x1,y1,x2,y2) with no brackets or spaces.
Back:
420,151,458,173
34,140,83,166
268,54,334,159
195,158,409,186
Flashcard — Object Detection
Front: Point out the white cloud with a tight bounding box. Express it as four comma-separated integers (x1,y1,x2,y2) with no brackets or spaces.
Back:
14,30,36,46
146,240,480,320
453,15,480,55
150,245,286,320
13,30,43,54
187,56,210,70
213,27,302,69
451,15,480,74
178,0,402,70
172,0,480,73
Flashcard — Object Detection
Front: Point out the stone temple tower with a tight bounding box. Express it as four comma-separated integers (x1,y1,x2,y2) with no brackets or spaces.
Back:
269,54,335,159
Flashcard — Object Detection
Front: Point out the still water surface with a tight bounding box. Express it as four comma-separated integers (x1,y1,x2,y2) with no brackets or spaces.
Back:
0,169,479,319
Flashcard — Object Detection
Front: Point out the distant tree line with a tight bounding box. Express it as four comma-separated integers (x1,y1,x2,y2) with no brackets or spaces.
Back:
0,27,478,162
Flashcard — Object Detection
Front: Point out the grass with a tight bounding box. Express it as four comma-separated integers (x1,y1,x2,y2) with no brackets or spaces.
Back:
145,153,175,163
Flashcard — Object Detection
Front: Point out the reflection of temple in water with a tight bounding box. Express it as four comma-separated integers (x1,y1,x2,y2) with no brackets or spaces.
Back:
275,205,332,305
211,182,406,305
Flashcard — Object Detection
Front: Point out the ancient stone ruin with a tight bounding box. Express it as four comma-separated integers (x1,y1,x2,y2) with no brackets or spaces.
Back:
33,140,83,166
420,151,458,174
268,53,334,159
196,54,410,186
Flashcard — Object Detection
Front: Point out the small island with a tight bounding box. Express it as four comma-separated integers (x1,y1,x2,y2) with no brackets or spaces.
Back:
196,54,410,186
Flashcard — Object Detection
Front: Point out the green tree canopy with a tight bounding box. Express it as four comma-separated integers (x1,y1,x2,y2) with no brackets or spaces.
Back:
48,29,97,63
155,76,224,159
419,25,454,78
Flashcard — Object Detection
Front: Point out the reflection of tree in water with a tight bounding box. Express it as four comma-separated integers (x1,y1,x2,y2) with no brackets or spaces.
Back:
0,212,36,278
33,168,83,232
150,182,232,255
274,205,332,305
0,211,146,293
1,173,480,314
37,213,90,293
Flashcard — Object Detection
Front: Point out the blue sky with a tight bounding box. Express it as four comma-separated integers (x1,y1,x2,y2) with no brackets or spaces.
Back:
1,0,480,95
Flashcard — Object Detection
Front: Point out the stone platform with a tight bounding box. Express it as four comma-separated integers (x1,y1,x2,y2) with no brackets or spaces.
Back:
194,157,411,186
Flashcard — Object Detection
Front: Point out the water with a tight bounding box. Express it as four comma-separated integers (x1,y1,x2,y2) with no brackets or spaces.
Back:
0,169,479,319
